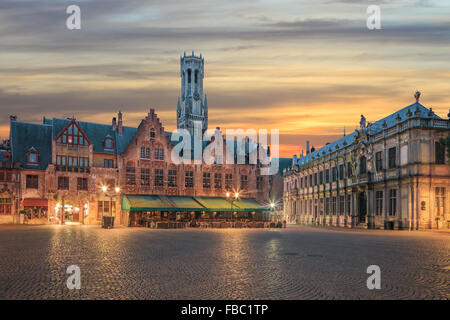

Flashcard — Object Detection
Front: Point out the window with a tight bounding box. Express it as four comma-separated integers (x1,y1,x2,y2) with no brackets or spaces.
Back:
195,70,198,84
26,175,38,189
0,171,12,182
58,177,69,190
339,165,344,180
256,176,263,190
346,195,351,215
332,167,337,182
56,122,89,146
185,171,194,188
376,151,383,171
314,173,318,186
300,177,304,188
150,129,156,139
214,173,222,189
79,157,89,167
325,169,330,183
319,171,323,185
389,189,397,216
154,169,164,187
155,147,164,161
332,197,337,215
339,196,345,215
104,137,114,150
347,163,352,178
325,198,329,215
309,174,313,186
187,69,192,83
203,172,211,188
359,157,367,174
435,187,446,216
240,175,248,189
376,191,383,216
98,201,115,220
0,198,12,215
126,163,135,185
104,159,114,168
435,142,446,164
27,150,38,164
141,168,150,186
388,147,396,169
168,170,177,187
140,147,150,159
77,178,88,191
225,174,233,189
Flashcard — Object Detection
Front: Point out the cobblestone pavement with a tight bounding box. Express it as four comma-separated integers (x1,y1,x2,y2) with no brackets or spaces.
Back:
0,225,448,300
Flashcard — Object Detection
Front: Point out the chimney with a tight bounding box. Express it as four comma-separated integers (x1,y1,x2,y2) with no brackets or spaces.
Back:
112,117,117,131
9,115,17,122
306,141,310,155
118,111,123,135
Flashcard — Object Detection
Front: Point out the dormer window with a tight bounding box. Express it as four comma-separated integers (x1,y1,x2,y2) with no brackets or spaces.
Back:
27,149,39,164
104,137,114,150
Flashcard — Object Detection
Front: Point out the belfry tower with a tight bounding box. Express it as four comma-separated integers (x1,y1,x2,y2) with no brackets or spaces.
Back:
177,51,208,136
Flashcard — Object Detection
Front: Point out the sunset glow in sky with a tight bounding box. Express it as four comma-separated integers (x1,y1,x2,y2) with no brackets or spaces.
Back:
1,0,449,157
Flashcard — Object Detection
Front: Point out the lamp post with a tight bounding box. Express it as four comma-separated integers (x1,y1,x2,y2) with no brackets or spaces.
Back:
270,202,275,222
226,192,239,222
101,185,120,228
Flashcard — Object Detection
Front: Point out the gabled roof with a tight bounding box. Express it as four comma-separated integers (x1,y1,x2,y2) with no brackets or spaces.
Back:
10,121,52,170
294,102,442,168
44,117,137,154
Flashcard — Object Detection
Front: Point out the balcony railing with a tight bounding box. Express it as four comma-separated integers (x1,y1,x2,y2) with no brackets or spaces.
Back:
55,165,90,173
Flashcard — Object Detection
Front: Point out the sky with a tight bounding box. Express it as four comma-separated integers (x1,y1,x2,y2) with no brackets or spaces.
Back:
1,0,449,157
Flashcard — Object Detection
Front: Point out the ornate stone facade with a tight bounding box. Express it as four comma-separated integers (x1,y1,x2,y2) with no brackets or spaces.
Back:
283,97,450,230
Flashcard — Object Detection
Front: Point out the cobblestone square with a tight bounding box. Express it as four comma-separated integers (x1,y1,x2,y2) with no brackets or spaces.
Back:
0,225,448,300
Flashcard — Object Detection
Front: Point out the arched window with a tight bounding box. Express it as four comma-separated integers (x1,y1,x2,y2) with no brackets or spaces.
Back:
126,161,136,185
195,70,198,84
27,150,39,164
104,137,114,150
187,69,192,83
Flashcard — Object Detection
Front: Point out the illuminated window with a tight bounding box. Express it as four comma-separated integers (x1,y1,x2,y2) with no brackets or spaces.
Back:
56,121,89,146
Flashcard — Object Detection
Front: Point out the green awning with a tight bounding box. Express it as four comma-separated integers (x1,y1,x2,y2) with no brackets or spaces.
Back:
122,195,269,212
122,195,171,211
194,197,268,212
234,198,268,211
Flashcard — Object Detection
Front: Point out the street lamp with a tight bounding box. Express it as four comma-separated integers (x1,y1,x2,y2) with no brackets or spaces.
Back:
226,191,239,222
270,202,275,222
101,184,121,228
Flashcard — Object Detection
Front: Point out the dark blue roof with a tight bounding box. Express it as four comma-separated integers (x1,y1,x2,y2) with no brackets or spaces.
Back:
295,102,442,167
10,121,52,170
44,117,138,154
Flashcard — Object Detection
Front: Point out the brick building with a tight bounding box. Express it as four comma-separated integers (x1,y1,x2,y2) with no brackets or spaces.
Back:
0,53,274,225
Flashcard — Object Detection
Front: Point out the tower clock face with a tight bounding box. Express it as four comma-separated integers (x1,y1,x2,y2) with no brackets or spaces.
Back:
194,92,200,101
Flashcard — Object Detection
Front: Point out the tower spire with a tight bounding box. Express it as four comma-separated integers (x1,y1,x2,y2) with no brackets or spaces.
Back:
177,52,208,135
